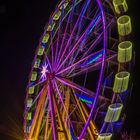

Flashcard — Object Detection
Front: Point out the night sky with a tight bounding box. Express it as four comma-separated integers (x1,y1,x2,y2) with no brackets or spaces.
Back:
0,0,140,140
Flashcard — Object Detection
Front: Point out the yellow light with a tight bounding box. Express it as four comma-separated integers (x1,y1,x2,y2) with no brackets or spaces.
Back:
31,71,38,81
42,33,50,43
53,11,62,20
38,46,44,56
97,133,112,140
113,71,130,93
28,86,35,94
104,103,123,122
117,15,132,36
118,41,132,63
113,0,128,14
59,2,69,10
47,23,56,32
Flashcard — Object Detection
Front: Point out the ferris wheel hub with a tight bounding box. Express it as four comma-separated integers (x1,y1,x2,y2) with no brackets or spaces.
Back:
47,71,55,80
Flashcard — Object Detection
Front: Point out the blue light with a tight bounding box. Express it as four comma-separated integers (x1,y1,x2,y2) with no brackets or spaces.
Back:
29,82,35,87
42,43,47,48
86,53,102,65
81,51,103,67
35,60,40,65
70,128,76,140
75,93,94,104
88,15,101,34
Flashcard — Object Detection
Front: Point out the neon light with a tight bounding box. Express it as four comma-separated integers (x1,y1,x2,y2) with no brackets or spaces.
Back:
86,53,102,65
75,93,93,104
70,128,76,140
88,15,101,34
81,52,103,67
81,98,92,104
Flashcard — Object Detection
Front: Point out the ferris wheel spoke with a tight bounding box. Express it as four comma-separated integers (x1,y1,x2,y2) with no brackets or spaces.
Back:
52,84,70,139
48,82,58,140
28,79,46,91
44,51,53,72
56,49,103,76
69,3,102,61
54,5,65,70
95,16,115,36
69,53,117,77
72,92,99,138
56,0,92,70
26,89,45,112
56,76,110,108
81,19,114,60
70,61,102,78
82,34,103,59
50,33,55,70
69,17,102,66
68,2,99,67
54,80,70,116
54,80,77,137
56,0,77,65
56,13,101,73
67,40,93,69
56,77,95,98
44,110,51,140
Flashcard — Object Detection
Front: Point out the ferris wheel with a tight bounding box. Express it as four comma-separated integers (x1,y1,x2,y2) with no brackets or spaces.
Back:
24,0,133,139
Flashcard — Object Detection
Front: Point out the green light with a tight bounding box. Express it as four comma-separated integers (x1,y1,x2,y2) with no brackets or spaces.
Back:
80,98,92,104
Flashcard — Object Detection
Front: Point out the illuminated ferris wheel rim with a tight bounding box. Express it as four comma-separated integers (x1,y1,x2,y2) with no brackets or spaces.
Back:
24,0,133,139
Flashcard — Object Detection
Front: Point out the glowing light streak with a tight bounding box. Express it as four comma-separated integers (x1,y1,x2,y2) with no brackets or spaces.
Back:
41,62,48,80
75,93,93,104
88,15,101,34
81,52,103,68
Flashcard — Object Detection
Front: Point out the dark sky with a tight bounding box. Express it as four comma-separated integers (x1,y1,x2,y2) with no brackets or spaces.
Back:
0,0,140,140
